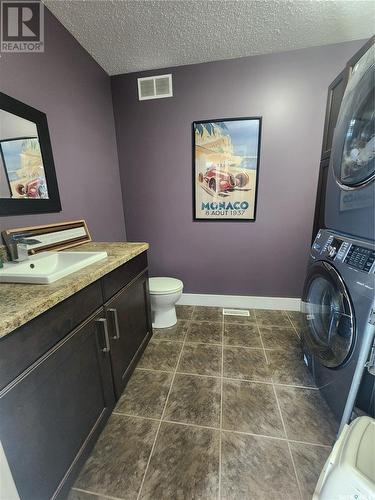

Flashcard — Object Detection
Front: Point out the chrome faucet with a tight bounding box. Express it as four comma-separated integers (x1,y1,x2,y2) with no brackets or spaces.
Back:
8,237,42,262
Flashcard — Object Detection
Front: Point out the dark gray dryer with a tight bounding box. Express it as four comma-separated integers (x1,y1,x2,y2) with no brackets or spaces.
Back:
324,38,375,241
301,229,375,429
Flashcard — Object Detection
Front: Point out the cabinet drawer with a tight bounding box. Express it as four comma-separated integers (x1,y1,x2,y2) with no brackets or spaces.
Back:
0,281,102,390
101,251,148,302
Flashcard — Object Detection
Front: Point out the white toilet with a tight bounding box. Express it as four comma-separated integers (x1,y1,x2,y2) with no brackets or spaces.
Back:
149,277,183,328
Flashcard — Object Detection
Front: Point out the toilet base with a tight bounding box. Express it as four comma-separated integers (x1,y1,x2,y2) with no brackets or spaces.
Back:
152,306,177,329
150,285,182,329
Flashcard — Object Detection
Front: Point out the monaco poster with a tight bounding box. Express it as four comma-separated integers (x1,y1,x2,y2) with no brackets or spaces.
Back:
193,117,261,221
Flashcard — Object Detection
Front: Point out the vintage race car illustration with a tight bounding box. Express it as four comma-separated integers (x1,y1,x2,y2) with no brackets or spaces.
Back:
198,166,250,194
15,178,48,199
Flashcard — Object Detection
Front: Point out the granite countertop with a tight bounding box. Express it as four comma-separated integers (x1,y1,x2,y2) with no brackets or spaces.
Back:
0,242,149,339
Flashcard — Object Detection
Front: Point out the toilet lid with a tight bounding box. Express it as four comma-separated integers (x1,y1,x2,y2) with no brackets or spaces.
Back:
149,277,183,295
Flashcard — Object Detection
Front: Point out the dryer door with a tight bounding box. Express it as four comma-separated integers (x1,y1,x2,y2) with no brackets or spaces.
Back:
302,261,355,369
324,41,375,241
333,44,375,188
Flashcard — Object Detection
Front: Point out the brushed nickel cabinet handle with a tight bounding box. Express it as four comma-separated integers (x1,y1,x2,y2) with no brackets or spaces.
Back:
96,318,110,352
108,308,120,340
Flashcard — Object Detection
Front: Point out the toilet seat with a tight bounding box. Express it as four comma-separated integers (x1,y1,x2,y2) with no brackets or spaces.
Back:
149,277,183,295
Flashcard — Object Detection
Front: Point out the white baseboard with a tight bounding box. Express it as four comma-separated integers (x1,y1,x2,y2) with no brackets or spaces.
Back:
177,293,301,311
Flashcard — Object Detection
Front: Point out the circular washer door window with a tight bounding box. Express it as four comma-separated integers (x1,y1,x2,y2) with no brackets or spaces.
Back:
302,262,355,368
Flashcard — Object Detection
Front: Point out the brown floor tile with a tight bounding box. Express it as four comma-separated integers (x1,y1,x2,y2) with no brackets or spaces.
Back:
185,320,222,344
164,374,221,427
74,414,158,499
290,442,331,499
115,369,172,418
192,306,223,322
176,305,194,320
223,346,271,381
152,320,189,342
254,309,291,327
268,349,315,387
139,422,219,499
138,340,182,371
222,379,284,437
224,322,262,348
286,311,304,332
177,343,222,376
221,432,300,500
275,386,338,445
260,325,300,351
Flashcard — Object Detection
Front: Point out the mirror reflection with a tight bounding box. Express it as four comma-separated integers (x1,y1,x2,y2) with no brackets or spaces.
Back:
0,109,49,200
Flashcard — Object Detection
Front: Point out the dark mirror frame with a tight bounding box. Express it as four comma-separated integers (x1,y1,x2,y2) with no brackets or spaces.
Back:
0,92,61,216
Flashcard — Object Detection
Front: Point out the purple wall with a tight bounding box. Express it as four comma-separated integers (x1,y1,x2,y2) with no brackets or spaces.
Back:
0,7,126,241
111,40,364,297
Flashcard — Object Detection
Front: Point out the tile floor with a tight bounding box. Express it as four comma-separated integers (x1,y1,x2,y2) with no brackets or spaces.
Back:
69,306,337,500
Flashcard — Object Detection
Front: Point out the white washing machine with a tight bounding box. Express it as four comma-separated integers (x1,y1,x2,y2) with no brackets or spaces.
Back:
325,38,375,241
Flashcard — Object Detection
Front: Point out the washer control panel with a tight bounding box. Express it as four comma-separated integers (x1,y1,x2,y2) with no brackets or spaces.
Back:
313,231,375,273
344,245,375,272
321,236,344,261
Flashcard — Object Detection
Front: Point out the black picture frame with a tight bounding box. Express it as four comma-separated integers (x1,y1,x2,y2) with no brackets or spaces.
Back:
0,92,61,216
192,116,262,222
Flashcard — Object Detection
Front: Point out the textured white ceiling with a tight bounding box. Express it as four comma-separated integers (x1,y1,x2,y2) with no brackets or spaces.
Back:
45,0,374,76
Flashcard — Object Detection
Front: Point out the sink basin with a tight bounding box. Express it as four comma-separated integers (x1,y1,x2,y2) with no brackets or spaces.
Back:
0,251,108,284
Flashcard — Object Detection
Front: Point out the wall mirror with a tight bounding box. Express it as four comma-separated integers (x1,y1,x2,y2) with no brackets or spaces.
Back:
0,92,61,216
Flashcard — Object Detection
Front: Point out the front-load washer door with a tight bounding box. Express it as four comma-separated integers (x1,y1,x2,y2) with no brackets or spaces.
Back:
301,261,355,369
325,42,375,240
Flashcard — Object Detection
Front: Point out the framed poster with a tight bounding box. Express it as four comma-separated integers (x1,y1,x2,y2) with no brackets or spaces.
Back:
193,117,261,221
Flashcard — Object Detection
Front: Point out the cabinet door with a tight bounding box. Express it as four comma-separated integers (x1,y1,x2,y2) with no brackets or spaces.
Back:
105,271,152,399
0,310,115,500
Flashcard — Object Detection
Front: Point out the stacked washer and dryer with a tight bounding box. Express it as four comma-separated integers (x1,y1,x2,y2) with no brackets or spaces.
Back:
301,37,375,434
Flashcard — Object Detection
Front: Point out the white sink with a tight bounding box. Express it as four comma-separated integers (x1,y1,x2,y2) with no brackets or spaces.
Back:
0,251,108,284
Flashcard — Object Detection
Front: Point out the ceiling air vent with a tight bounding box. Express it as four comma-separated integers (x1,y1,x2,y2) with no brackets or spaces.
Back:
137,74,173,101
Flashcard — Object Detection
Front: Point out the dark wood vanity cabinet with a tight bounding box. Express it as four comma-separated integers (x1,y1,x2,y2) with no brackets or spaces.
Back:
0,251,152,500
0,309,115,500
105,270,152,399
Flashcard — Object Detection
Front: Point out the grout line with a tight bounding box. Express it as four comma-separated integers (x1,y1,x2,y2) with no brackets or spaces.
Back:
287,439,332,449
285,311,302,339
136,367,174,374
135,367,318,389
220,427,288,442
176,371,221,379
224,344,269,351
287,440,304,500
272,382,304,500
254,315,269,365
112,410,332,448
164,418,220,432
220,428,332,447
218,308,225,500
72,487,125,500
256,311,303,499
185,340,223,347
152,338,185,343
112,411,161,422
136,309,191,500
